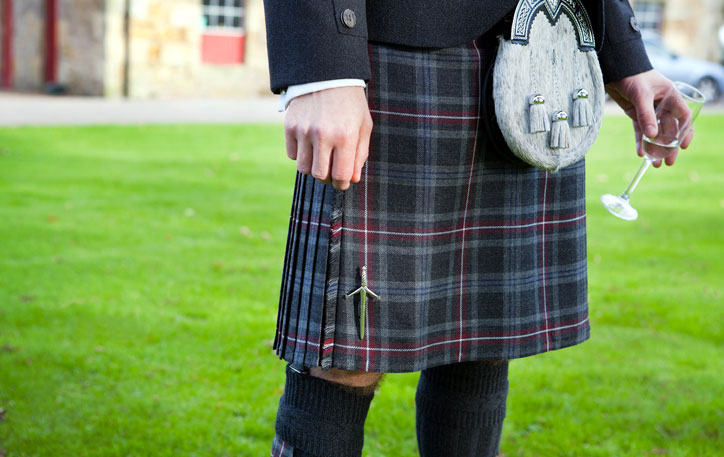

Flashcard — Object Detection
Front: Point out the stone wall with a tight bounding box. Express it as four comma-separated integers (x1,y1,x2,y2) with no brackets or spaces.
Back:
5,0,106,94
632,0,724,62
102,0,270,98
12,0,45,91
123,0,201,97
2,0,270,97
104,0,126,97
58,0,106,95
662,0,723,61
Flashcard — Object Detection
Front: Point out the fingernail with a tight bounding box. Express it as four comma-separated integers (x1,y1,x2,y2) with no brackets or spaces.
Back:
645,125,657,137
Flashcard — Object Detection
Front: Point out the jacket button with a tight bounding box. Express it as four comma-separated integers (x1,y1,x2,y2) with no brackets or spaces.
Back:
341,9,357,28
630,16,641,32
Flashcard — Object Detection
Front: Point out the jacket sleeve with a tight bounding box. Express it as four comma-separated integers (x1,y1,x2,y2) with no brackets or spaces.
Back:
597,0,653,83
263,0,371,94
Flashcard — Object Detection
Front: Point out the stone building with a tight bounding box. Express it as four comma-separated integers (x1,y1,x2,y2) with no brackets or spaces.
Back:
0,0,270,97
630,0,724,61
1,1,722,97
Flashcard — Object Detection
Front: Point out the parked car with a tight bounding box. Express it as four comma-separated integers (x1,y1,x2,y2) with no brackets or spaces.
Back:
643,33,724,103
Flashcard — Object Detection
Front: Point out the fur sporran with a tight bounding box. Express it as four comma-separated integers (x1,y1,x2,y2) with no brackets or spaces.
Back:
491,0,605,172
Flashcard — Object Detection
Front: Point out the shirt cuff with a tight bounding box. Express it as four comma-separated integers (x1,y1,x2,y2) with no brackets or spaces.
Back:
277,79,367,112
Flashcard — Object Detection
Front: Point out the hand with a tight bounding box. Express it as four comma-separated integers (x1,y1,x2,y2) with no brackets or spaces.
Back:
284,86,373,190
606,70,694,167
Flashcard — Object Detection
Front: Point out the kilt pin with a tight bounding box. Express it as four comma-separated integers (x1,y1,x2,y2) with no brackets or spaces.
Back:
273,35,590,374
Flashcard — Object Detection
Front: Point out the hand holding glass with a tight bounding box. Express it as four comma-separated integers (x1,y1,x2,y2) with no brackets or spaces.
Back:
601,81,705,221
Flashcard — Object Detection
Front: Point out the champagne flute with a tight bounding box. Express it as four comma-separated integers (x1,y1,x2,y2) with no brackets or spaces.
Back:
601,81,706,221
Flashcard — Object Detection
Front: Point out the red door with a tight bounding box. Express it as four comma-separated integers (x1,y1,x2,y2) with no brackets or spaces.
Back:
44,0,57,84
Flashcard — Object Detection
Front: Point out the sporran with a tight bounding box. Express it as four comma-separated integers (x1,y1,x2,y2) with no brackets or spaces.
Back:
490,0,605,171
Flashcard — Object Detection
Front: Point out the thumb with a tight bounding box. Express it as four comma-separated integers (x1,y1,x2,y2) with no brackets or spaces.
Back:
631,86,658,139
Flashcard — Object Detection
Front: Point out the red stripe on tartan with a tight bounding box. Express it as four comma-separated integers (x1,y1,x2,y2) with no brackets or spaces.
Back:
330,222,343,235
330,317,589,357
323,338,335,353
371,111,478,125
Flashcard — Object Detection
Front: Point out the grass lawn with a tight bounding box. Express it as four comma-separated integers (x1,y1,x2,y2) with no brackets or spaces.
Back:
0,117,722,457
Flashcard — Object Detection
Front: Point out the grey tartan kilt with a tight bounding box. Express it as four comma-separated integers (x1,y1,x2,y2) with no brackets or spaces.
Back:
273,36,590,374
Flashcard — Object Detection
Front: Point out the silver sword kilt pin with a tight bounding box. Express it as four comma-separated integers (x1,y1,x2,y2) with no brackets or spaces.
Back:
345,265,380,340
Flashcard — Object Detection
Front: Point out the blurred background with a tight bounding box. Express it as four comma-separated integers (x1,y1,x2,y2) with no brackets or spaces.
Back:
0,0,269,98
0,0,722,100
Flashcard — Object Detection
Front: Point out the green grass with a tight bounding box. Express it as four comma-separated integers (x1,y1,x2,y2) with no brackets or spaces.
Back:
0,119,722,456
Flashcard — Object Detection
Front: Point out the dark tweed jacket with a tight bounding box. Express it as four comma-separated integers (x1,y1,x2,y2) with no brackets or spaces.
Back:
264,0,652,93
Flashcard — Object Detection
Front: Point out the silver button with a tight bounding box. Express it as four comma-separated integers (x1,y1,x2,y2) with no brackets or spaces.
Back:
630,16,641,32
341,9,357,29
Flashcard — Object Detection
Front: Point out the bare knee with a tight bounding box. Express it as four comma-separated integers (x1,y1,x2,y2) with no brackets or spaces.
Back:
309,367,383,388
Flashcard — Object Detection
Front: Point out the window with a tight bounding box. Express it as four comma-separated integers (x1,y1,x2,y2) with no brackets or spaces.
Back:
201,0,246,64
202,0,244,31
633,1,664,33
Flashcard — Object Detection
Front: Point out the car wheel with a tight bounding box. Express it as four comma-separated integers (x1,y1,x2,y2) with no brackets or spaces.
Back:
696,77,721,103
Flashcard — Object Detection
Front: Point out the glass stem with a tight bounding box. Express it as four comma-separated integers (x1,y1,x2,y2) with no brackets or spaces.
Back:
620,157,653,200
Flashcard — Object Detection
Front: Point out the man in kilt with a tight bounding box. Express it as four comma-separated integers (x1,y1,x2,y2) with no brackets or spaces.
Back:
263,1,694,456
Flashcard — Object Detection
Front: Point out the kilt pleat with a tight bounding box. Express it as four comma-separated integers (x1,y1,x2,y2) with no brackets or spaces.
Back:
274,35,590,373
288,180,312,366
295,183,327,366
274,174,337,369
274,173,299,353
321,189,346,367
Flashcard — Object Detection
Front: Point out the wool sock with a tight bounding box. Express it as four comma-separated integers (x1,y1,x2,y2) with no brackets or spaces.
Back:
415,361,509,457
274,365,375,457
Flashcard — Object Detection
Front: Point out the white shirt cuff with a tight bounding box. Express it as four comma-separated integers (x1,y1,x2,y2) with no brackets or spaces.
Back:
277,79,367,112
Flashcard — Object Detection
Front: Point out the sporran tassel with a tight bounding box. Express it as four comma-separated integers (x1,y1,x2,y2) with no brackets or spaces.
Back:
550,111,571,149
528,94,550,133
572,88,594,127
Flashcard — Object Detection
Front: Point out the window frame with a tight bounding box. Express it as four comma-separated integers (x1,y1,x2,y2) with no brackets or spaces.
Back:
202,0,245,34
633,1,664,33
